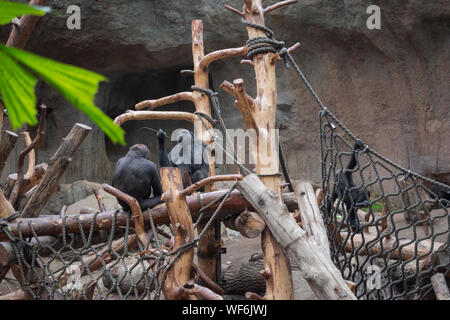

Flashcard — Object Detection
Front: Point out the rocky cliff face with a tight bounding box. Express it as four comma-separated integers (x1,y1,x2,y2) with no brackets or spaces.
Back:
1,0,449,187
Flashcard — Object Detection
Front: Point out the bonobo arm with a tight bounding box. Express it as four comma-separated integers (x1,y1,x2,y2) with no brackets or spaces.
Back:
141,163,163,210
157,129,173,167
346,141,364,172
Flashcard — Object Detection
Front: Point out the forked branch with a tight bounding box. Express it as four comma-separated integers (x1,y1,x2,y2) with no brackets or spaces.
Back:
9,105,46,207
102,184,148,248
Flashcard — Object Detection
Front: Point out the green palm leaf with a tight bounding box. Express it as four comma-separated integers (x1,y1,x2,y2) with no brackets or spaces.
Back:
0,44,125,145
0,0,49,25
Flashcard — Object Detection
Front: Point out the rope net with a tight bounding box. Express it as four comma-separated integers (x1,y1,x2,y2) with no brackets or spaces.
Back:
319,109,449,300
0,184,237,300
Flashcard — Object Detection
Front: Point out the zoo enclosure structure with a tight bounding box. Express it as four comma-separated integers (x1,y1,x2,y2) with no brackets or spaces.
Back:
0,0,448,300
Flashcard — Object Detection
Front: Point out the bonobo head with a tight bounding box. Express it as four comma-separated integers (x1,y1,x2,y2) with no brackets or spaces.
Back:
173,129,194,145
127,144,150,159
353,140,364,151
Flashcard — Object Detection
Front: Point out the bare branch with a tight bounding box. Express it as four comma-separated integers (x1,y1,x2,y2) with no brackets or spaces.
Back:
114,110,198,126
263,0,298,15
135,92,194,111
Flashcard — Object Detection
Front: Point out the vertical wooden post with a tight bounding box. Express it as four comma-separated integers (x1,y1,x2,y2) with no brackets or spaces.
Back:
191,20,220,283
240,0,293,299
160,167,196,300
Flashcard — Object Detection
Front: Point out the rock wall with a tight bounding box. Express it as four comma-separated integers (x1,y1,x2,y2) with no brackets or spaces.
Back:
1,0,449,189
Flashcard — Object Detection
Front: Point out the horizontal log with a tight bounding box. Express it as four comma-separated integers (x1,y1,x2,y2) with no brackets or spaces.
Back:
0,232,110,265
0,290,25,300
431,273,450,300
0,190,298,241
339,231,445,261
114,110,198,126
223,210,265,239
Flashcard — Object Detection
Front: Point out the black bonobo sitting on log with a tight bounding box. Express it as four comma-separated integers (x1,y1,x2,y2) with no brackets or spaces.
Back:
327,140,371,232
112,144,163,211
157,129,209,189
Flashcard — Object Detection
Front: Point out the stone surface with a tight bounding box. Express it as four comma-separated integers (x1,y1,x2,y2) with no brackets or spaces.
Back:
0,0,448,194
40,180,103,215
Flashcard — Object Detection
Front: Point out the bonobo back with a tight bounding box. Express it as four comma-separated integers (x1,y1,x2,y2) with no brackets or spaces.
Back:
112,144,163,211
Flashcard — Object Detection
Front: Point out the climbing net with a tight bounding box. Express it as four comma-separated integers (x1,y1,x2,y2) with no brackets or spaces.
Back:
0,184,237,300
319,108,449,300
242,19,450,300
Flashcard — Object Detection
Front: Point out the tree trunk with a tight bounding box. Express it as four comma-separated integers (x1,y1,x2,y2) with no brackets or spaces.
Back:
21,123,91,218
237,175,356,300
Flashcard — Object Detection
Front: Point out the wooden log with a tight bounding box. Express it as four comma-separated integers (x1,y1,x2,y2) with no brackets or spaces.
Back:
339,231,445,262
64,234,139,288
0,190,298,241
192,263,225,296
159,167,196,300
296,182,331,255
101,257,154,295
0,290,25,300
9,105,46,207
135,92,194,110
0,131,19,176
238,0,294,300
0,233,110,266
21,123,91,218
178,174,242,198
222,253,266,295
0,187,15,283
431,273,450,300
102,184,148,248
223,210,265,239
237,175,356,300
114,110,197,126
23,132,35,178
93,188,106,212
191,19,219,283
0,190,15,219
3,163,47,199
6,0,50,49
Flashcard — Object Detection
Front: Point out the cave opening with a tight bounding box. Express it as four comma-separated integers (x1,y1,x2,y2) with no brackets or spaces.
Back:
103,67,196,165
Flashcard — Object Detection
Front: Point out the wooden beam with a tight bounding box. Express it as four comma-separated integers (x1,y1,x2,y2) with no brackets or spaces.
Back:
239,0,293,300
21,123,91,218
0,190,299,240
237,175,356,300
6,0,50,49
135,92,194,111
114,110,198,126
9,105,46,207
431,273,450,300
223,210,266,239
102,184,148,248
191,19,218,284
159,167,197,300
178,174,242,198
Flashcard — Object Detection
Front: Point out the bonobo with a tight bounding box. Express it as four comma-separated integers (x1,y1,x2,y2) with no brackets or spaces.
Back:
112,144,163,211
157,129,209,188
327,141,371,232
